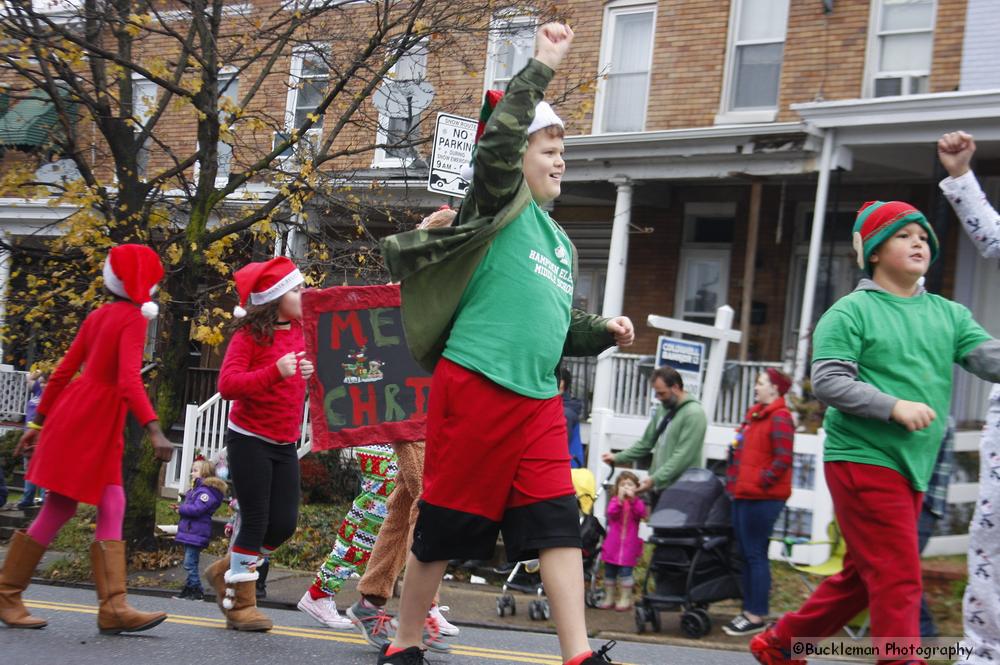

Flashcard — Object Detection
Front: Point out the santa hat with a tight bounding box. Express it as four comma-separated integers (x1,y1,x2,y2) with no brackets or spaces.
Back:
852,201,939,274
459,91,564,182
765,368,792,396
232,256,303,318
102,244,165,320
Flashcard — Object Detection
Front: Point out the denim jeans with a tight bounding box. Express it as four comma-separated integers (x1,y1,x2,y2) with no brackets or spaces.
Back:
183,545,203,589
732,498,785,617
604,562,634,582
916,504,939,637
17,457,43,508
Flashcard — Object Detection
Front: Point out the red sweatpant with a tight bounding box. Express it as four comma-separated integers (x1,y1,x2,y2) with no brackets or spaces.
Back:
775,461,924,665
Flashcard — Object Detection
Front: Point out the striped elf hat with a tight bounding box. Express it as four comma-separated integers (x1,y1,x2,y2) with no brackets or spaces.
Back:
852,200,939,273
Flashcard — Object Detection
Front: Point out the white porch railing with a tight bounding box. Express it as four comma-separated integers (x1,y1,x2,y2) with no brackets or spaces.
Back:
0,367,29,422
168,394,312,493
603,353,784,426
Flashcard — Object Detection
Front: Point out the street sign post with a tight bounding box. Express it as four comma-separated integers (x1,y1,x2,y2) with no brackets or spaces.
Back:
427,112,476,198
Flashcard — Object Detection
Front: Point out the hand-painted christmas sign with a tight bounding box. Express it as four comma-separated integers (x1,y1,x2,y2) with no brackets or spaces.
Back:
302,285,430,450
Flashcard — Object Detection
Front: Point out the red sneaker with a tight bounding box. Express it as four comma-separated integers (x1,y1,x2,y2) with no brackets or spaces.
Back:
749,626,806,665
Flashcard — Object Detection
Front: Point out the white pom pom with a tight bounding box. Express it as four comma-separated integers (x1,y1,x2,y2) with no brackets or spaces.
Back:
459,163,474,183
140,301,159,320
233,305,247,318
223,597,234,610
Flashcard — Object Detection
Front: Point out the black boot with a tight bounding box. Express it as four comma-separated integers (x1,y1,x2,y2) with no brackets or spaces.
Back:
255,559,269,600
174,584,192,600
189,585,205,601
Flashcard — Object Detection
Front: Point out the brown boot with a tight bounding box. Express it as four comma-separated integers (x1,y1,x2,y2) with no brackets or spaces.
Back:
223,570,272,632
90,540,167,635
204,555,230,615
0,530,47,629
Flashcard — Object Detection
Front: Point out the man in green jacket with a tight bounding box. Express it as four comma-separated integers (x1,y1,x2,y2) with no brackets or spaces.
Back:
377,23,633,665
602,367,708,500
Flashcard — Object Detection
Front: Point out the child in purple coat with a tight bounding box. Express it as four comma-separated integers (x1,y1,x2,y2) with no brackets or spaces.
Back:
174,459,227,600
598,471,647,611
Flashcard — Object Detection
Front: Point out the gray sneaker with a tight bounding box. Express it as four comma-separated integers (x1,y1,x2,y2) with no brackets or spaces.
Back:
422,616,451,653
347,600,395,650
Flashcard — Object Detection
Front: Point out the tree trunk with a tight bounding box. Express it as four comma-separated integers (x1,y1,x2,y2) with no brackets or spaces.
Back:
121,257,200,548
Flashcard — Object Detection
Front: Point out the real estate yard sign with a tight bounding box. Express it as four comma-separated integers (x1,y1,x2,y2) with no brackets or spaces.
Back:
655,336,706,400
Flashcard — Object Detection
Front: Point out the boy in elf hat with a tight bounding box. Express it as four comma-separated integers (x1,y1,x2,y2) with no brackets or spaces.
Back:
380,23,633,665
0,244,173,634
750,202,1000,665
203,256,314,632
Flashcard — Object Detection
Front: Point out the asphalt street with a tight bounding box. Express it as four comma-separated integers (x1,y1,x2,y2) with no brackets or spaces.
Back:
0,584,851,665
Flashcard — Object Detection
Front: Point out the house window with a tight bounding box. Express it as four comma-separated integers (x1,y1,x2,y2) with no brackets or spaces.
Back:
131,77,158,176
217,73,239,178
595,2,655,134
573,268,607,315
484,15,536,92
373,43,427,167
277,47,329,161
868,0,936,97
718,0,789,121
676,203,735,325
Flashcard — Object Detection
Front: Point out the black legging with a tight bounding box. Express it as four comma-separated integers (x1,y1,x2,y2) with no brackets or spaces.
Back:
226,430,300,553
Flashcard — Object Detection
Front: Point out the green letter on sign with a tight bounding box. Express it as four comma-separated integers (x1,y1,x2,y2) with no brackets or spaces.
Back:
324,386,348,427
369,308,400,347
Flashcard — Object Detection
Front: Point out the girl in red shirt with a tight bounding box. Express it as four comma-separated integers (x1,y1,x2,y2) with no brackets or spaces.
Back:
204,257,314,632
0,244,173,635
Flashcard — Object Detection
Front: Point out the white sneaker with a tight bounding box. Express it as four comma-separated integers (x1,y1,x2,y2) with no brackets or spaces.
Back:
297,590,354,630
429,604,460,636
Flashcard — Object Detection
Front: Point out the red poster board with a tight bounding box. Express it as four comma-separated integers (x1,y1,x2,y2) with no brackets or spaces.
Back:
302,285,431,451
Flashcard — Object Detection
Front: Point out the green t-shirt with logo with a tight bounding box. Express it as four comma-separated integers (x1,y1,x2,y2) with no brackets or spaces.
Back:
443,201,574,399
812,287,991,491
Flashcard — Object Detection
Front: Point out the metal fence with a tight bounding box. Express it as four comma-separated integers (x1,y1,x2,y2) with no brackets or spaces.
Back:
0,369,29,423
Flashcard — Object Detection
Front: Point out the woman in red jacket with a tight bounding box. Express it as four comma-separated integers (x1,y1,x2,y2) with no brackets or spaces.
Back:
203,257,314,632
0,244,173,634
724,368,794,637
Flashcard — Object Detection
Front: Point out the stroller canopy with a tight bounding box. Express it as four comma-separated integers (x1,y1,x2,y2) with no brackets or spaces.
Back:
647,468,732,531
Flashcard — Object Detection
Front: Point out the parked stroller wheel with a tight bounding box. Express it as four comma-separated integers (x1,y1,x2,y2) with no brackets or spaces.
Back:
634,606,647,634
528,601,538,621
585,588,604,608
650,607,662,633
681,610,710,638
496,597,506,618
539,600,551,620
692,608,711,634
497,594,515,618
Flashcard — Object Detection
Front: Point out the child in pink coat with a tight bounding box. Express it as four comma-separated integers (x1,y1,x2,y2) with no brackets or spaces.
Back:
599,470,647,611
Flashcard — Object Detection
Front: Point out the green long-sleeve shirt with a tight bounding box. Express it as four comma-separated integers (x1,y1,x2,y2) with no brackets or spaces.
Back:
614,397,708,490
380,59,614,373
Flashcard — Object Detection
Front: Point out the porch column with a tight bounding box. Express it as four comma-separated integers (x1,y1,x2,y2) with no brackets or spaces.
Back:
739,180,763,361
588,177,633,493
792,129,837,394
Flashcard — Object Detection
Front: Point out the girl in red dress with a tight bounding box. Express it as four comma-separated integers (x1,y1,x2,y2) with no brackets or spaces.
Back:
202,257,314,632
0,244,174,634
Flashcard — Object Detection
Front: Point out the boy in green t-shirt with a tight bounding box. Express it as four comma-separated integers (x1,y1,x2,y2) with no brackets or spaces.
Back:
378,24,634,665
751,201,1000,665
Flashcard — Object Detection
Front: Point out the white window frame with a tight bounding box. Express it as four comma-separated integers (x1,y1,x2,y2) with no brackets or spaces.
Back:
131,75,158,178
372,41,428,168
276,46,328,164
715,0,789,125
194,67,239,185
862,0,938,98
592,0,656,135
483,14,537,94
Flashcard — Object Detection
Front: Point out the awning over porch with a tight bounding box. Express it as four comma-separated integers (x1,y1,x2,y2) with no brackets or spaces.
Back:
0,89,72,150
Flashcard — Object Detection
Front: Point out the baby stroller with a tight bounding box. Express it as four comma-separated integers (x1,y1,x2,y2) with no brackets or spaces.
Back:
495,466,611,620
634,467,742,638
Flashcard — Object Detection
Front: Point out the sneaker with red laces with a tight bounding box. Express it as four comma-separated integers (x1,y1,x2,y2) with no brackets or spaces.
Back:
568,640,617,664
749,627,806,665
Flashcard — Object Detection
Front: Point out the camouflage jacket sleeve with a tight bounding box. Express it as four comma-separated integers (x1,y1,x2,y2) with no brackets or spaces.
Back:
564,308,615,357
459,58,555,225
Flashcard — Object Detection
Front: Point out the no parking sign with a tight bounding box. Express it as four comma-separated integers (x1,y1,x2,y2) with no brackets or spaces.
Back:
427,112,476,197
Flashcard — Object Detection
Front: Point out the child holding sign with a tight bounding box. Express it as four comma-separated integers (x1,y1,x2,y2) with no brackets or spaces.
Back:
205,257,314,632
380,24,634,665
